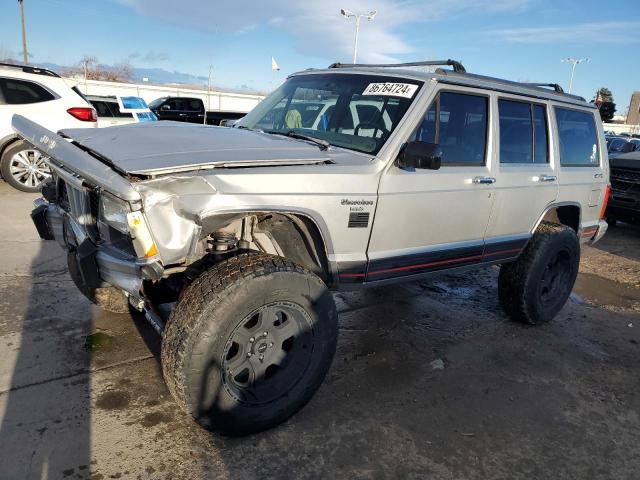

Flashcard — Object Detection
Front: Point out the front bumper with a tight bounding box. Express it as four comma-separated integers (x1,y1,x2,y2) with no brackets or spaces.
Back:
32,198,163,297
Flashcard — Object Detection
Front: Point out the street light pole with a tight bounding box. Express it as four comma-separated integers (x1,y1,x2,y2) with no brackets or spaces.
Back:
340,8,377,63
561,57,590,94
18,0,28,64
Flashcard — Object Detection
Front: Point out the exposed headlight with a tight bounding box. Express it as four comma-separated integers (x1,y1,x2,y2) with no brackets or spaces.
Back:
99,192,131,234
98,193,159,259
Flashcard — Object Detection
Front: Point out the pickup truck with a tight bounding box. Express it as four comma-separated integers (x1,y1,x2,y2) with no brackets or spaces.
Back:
149,96,246,126
17,59,609,436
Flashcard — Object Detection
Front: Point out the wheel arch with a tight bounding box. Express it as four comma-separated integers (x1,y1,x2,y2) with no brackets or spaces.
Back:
198,209,334,284
531,202,581,234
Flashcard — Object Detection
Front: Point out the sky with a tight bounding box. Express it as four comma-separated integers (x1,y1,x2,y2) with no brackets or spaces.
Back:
1,0,639,111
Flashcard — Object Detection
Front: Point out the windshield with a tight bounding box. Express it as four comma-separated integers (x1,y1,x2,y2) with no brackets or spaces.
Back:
238,73,423,155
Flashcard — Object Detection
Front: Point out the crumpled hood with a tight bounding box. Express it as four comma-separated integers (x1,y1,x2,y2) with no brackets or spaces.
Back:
59,121,333,175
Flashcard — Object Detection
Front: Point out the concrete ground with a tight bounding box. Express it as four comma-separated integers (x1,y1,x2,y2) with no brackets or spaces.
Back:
0,181,639,480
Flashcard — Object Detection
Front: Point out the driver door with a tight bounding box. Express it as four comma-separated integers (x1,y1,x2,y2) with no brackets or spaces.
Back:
367,87,498,282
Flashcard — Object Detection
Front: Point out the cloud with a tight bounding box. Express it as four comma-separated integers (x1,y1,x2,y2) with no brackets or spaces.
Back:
117,0,530,63
487,21,640,44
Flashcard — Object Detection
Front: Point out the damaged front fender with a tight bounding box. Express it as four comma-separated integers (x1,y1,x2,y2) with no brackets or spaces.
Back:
134,175,219,265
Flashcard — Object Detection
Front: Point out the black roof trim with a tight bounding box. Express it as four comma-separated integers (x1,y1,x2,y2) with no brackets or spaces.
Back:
0,62,60,78
329,59,466,73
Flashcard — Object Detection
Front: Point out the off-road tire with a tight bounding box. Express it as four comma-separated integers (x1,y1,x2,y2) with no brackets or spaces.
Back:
498,222,580,325
1,140,49,193
67,252,129,314
161,253,338,435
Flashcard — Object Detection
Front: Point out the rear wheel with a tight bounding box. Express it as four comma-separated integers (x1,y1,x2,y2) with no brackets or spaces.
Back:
161,253,337,435
498,222,580,325
1,141,51,192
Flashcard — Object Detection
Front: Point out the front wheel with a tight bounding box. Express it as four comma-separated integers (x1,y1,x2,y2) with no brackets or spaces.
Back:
1,140,51,192
498,222,580,325
161,253,338,435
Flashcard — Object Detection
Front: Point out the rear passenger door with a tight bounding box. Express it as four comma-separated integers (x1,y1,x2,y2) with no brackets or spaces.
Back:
184,98,205,123
486,97,558,243
552,106,607,230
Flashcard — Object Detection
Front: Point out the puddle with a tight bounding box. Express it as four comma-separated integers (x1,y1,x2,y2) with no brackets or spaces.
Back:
574,273,640,309
84,332,114,352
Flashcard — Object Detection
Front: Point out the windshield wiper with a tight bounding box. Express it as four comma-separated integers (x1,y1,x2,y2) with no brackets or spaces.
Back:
266,130,330,151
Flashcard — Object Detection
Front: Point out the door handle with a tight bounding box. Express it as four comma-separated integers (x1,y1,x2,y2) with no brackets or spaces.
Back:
537,175,557,182
472,176,496,185
594,173,604,179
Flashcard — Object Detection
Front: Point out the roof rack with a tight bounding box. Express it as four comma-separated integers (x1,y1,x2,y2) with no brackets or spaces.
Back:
0,62,60,78
435,70,586,102
522,83,564,94
328,59,466,74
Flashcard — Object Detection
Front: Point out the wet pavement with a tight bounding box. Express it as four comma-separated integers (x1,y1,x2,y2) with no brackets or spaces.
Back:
0,182,638,479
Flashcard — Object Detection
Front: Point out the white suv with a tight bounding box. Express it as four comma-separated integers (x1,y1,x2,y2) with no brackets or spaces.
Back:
0,63,97,192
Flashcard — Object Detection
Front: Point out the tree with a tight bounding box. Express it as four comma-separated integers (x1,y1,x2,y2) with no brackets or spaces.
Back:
593,87,616,122
65,56,133,82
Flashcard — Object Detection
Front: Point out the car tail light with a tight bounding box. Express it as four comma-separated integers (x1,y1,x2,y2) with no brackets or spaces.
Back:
599,184,611,220
67,107,97,122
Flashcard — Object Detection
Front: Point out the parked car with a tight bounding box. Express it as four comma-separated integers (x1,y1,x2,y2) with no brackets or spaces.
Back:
17,59,609,435
88,95,157,128
607,151,640,225
149,96,245,126
0,62,96,191
607,137,633,159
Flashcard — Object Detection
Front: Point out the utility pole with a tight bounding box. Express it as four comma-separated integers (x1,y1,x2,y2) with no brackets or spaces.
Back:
205,65,212,125
18,0,28,64
340,8,377,63
561,57,590,94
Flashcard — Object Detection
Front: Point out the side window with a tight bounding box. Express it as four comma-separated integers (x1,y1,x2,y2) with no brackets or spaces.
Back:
186,99,202,111
0,77,55,105
499,100,533,163
167,99,183,110
92,100,113,118
555,107,599,166
412,91,488,166
498,100,549,164
107,102,133,119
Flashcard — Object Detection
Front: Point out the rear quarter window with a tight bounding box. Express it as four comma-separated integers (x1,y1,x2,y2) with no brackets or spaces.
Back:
0,77,56,105
555,107,600,166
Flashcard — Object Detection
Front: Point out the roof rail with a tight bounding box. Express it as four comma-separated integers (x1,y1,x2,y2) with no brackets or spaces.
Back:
523,83,564,94
328,59,466,74
0,62,60,78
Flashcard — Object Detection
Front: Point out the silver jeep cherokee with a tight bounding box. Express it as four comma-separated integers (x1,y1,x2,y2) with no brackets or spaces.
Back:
16,59,610,435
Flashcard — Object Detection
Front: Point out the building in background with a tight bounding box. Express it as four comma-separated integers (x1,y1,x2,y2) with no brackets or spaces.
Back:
626,91,640,125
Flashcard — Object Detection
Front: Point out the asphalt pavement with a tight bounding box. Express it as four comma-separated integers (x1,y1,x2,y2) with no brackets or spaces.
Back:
0,182,639,480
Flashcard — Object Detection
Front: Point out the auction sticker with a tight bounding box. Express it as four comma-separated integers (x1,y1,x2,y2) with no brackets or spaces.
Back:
362,82,418,98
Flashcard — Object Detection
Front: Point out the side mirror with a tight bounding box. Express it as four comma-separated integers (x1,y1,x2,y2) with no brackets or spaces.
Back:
397,141,442,170
621,142,635,153
161,104,171,111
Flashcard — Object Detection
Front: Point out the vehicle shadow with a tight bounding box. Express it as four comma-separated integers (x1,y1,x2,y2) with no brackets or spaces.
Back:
0,244,93,479
592,221,640,262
